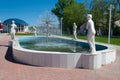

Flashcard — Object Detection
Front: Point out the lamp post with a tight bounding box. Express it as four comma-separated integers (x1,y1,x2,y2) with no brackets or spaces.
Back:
60,17,63,36
108,4,114,44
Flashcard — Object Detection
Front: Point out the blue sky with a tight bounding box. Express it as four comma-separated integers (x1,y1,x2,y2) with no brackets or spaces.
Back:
0,0,84,26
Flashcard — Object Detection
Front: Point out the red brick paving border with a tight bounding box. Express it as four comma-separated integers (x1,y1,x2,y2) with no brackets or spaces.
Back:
0,34,120,80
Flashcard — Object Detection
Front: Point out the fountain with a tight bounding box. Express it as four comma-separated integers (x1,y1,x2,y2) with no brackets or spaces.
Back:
36,11,61,36
33,26,37,37
12,13,116,69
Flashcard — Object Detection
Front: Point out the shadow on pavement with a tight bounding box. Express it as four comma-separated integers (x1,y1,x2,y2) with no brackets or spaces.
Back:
5,45,18,63
5,45,37,66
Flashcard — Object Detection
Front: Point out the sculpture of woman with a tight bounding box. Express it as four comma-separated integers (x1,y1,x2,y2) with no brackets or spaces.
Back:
33,26,37,37
73,22,77,40
86,14,96,54
10,20,17,40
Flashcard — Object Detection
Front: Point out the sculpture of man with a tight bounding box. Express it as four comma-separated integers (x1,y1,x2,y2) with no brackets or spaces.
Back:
86,14,96,54
11,20,17,40
73,22,77,40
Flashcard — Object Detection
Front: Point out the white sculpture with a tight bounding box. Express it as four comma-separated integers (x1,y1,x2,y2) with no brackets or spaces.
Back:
114,20,120,27
86,14,96,54
33,26,37,37
10,20,17,40
24,26,29,33
73,22,77,40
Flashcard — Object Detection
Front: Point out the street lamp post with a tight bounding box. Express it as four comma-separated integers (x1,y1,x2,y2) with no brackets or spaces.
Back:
60,17,63,36
108,4,114,44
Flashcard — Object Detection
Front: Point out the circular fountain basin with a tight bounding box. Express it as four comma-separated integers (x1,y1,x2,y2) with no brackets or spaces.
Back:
12,36,116,69
19,37,89,53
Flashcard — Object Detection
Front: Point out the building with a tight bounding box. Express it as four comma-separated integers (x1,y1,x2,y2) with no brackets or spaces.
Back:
3,18,28,33
0,21,3,32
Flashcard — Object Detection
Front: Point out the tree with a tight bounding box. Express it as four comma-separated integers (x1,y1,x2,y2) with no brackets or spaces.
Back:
52,0,76,19
86,0,120,36
52,0,87,34
90,0,108,28
108,0,120,36
63,3,86,33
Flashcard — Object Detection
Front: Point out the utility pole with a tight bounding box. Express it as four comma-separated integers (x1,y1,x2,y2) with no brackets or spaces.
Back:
108,4,114,44
61,17,63,36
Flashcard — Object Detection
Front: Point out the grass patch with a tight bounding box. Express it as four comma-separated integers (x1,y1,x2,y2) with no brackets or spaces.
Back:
64,34,120,46
15,33,120,46
15,33,34,36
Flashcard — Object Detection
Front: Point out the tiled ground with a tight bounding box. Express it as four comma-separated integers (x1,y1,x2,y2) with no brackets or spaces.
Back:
0,34,120,80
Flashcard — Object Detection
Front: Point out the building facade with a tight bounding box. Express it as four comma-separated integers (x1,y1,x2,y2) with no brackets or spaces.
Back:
3,18,28,33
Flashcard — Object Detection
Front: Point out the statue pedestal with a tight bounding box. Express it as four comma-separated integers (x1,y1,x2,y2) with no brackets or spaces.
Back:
81,53,101,69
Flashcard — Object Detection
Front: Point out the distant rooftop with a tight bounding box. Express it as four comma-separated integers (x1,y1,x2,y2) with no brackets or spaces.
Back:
3,18,28,26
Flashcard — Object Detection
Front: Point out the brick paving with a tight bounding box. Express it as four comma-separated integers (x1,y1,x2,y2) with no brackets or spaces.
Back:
0,34,120,80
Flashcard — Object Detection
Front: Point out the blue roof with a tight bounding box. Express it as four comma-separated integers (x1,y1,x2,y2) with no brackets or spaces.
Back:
3,18,28,26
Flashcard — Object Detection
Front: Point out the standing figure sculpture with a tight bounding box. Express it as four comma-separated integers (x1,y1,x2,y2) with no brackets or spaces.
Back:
73,22,77,40
115,20,120,27
24,26,29,33
33,26,37,37
86,14,96,54
10,20,17,40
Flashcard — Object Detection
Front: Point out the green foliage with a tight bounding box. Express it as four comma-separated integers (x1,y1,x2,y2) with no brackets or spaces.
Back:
86,0,120,36
52,0,87,34
15,33,34,36
90,0,108,29
52,0,120,36
64,34,120,45
52,0,76,18
63,3,86,33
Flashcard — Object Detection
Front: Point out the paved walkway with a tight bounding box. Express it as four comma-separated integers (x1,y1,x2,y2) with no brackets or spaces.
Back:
0,34,120,80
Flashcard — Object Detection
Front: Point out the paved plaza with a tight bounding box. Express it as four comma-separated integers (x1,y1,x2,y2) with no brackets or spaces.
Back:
0,34,120,80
